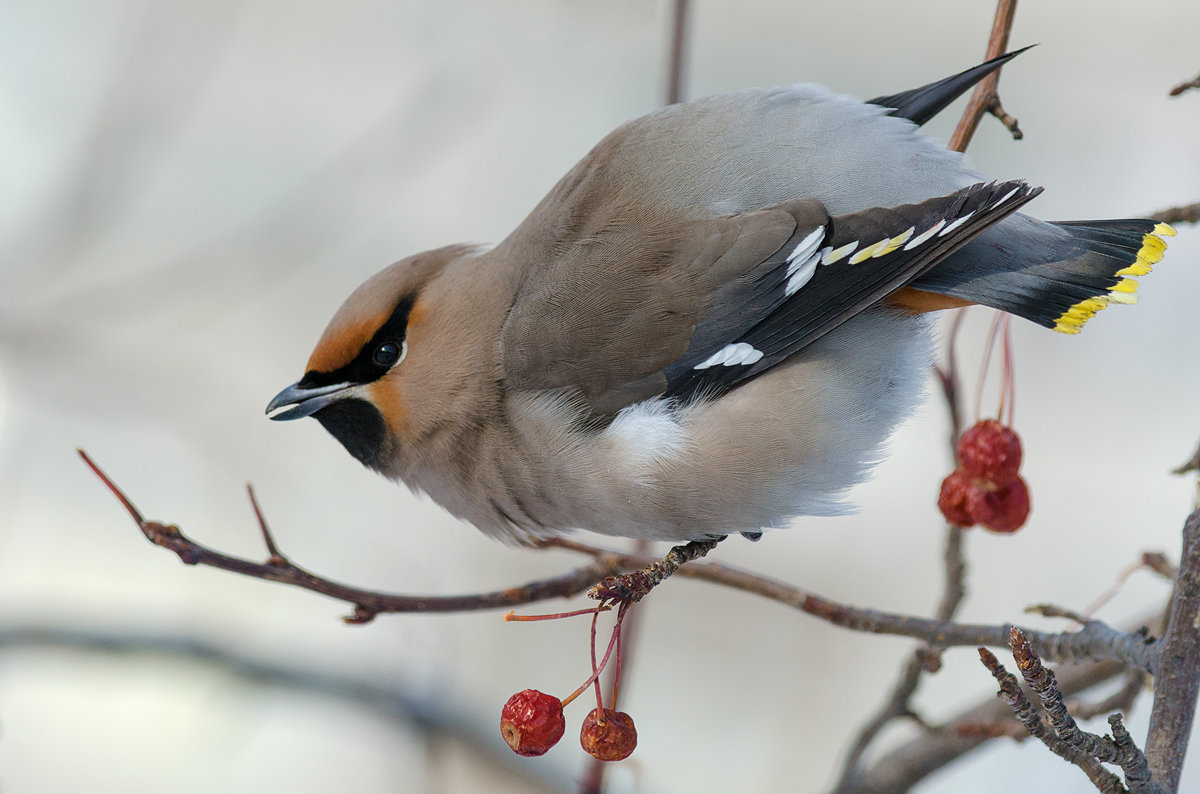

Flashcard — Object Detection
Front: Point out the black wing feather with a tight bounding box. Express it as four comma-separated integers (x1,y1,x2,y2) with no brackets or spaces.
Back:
663,181,1041,401
868,46,1034,127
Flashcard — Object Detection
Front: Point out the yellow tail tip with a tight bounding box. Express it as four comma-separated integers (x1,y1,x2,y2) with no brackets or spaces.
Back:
1053,222,1171,334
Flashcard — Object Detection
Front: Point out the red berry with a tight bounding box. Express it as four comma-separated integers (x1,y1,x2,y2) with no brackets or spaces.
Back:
958,420,1023,486
938,468,976,527
966,476,1031,534
580,707,637,761
500,689,565,757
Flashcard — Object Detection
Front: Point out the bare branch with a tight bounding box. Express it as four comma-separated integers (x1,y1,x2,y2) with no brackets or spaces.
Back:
587,537,720,603
78,449,620,622
1004,628,1163,793
549,539,1160,671
980,644,1124,792
1146,509,1200,792
948,0,1022,153
83,447,1160,675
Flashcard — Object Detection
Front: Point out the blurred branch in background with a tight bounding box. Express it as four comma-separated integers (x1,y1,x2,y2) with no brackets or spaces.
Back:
0,623,567,794
1151,202,1200,226
1168,72,1200,97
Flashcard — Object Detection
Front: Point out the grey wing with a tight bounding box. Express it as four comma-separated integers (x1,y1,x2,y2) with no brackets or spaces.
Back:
500,201,818,415
664,180,1041,401
502,181,1039,416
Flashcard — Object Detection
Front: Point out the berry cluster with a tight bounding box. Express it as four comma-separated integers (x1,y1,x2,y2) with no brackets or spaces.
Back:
938,419,1030,533
500,604,637,761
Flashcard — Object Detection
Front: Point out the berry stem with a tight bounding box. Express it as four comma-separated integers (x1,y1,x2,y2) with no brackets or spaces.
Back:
591,608,605,711
503,605,610,622
1000,314,1016,425
609,603,627,711
561,608,623,709
974,312,1002,425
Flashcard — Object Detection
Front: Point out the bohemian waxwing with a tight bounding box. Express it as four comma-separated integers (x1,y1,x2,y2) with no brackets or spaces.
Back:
267,51,1174,543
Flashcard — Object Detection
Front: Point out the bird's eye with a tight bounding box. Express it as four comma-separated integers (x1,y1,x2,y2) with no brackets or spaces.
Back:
373,342,404,368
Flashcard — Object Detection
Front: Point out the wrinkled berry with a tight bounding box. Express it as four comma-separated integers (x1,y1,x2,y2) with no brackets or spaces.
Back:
500,689,565,756
938,468,976,527
580,707,637,761
958,420,1023,486
966,476,1031,533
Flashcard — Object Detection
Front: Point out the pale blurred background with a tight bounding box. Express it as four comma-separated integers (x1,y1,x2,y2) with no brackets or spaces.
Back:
2,2,1199,792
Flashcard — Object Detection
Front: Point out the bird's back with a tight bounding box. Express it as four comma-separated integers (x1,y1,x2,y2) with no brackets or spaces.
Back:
562,84,977,219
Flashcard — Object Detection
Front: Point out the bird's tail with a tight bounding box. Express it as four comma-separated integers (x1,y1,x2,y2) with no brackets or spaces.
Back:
910,215,1176,333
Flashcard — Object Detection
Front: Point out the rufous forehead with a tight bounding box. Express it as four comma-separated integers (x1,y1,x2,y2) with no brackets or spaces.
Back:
304,295,431,375
305,309,391,374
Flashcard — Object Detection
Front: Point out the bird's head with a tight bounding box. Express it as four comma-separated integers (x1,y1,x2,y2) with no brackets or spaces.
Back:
266,244,480,474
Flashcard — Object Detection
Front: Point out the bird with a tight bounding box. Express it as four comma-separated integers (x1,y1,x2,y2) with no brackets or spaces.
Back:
266,51,1174,545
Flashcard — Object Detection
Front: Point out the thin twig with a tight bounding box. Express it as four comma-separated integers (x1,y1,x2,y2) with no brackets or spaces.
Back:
982,646,1123,791
1009,628,1163,793
1168,73,1200,97
587,538,721,603
981,643,1127,792
947,0,1022,153
1145,509,1200,792
1073,554,1178,627
830,525,967,792
663,0,689,106
78,449,620,622
847,656,1131,793
247,483,286,563
1173,437,1200,477
1150,202,1200,227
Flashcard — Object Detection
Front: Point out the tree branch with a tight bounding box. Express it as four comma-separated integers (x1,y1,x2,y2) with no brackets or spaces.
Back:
1145,509,1200,792
78,449,620,623
980,644,1126,792
1006,627,1160,793
82,447,1160,672
947,0,1023,153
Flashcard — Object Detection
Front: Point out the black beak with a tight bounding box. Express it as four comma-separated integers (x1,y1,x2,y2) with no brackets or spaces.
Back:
265,380,354,421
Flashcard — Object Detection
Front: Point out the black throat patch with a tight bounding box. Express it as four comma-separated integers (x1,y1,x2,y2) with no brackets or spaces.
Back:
312,398,391,472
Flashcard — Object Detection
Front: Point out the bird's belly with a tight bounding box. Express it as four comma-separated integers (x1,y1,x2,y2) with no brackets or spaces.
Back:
501,308,934,542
